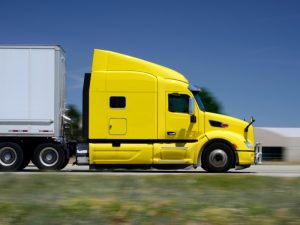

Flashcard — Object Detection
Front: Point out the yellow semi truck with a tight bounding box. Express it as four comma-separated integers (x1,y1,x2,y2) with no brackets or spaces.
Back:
77,49,262,172
0,46,261,172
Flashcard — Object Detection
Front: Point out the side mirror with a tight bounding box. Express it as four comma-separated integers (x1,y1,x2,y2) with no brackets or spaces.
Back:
188,97,195,115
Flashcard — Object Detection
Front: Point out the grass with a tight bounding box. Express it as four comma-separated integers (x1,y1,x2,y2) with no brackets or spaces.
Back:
0,174,299,225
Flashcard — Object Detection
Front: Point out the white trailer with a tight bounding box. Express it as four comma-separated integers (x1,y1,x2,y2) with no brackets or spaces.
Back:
0,45,69,170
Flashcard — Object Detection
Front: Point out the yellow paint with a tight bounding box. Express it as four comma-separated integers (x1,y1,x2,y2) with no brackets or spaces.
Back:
109,119,127,135
89,143,152,164
88,50,256,168
237,151,255,165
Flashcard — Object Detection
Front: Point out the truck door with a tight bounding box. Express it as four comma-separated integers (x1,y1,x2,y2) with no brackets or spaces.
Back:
161,92,200,160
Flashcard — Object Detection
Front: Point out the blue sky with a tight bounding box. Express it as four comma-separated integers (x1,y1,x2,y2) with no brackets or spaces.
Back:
1,0,300,127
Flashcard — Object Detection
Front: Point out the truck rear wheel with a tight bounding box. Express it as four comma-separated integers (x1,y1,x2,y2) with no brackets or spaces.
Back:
0,142,24,171
32,143,65,170
201,143,234,173
59,152,70,170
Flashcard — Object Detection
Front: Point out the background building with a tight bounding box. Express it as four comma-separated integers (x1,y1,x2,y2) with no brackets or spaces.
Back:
255,128,300,162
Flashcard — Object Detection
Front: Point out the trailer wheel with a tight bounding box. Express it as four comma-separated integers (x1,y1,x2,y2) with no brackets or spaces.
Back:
59,153,70,170
0,142,24,171
19,154,31,170
32,143,65,170
201,143,234,173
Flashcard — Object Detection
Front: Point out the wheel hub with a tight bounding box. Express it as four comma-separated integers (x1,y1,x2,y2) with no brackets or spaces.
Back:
209,149,228,168
46,153,53,161
39,148,59,167
0,147,17,166
4,152,12,161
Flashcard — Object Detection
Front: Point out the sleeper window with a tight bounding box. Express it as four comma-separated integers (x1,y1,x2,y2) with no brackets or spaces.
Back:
110,96,126,108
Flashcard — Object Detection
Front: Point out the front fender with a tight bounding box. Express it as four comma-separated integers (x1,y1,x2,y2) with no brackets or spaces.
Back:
205,130,249,151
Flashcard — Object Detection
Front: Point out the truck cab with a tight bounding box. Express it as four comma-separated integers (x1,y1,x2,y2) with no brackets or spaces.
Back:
77,50,262,172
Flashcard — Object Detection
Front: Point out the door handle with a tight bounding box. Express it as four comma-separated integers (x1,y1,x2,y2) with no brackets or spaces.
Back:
167,131,176,136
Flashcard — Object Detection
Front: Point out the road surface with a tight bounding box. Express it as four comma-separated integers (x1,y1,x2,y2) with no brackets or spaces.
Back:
8,164,300,177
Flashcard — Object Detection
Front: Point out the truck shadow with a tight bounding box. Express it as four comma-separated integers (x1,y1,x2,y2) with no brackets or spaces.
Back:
21,167,255,174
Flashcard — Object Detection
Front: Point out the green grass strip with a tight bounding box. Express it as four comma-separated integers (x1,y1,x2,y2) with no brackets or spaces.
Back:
0,174,299,225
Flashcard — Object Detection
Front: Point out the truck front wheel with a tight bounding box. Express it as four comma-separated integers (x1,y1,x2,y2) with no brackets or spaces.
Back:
201,143,234,173
0,142,24,171
32,143,65,170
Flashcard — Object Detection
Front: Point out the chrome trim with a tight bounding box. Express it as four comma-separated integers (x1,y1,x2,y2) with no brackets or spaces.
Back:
39,147,59,167
77,156,89,165
76,143,89,165
188,84,201,92
167,132,176,136
0,147,17,167
208,149,228,168
244,141,254,149
254,143,263,164
188,97,195,114
0,119,53,125
63,114,72,122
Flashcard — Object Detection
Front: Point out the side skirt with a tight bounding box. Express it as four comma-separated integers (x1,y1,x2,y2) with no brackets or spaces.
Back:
89,164,192,170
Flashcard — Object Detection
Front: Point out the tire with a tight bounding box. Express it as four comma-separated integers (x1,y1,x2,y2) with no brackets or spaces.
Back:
59,152,70,170
19,154,31,170
0,142,24,171
201,143,234,173
32,143,65,170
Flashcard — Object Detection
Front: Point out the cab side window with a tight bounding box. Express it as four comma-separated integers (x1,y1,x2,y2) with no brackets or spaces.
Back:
168,94,189,113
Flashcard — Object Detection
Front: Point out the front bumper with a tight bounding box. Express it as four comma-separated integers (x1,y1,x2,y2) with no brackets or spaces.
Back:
235,143,263,167
254,143,263,164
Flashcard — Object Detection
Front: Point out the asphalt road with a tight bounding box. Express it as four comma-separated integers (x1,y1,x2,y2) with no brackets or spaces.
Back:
11,164,300,177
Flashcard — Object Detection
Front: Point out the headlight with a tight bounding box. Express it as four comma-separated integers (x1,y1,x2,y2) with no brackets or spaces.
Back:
244,141,253,149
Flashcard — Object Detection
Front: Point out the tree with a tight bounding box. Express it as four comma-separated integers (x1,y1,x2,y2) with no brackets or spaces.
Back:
65,104,83,141
199,88,223,114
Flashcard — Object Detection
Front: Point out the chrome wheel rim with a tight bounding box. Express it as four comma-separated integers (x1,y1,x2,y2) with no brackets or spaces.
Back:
209,149,228,168
39,147,59,167
0,147,17,166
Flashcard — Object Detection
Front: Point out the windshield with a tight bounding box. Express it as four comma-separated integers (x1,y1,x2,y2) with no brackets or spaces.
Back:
192,92,205,111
